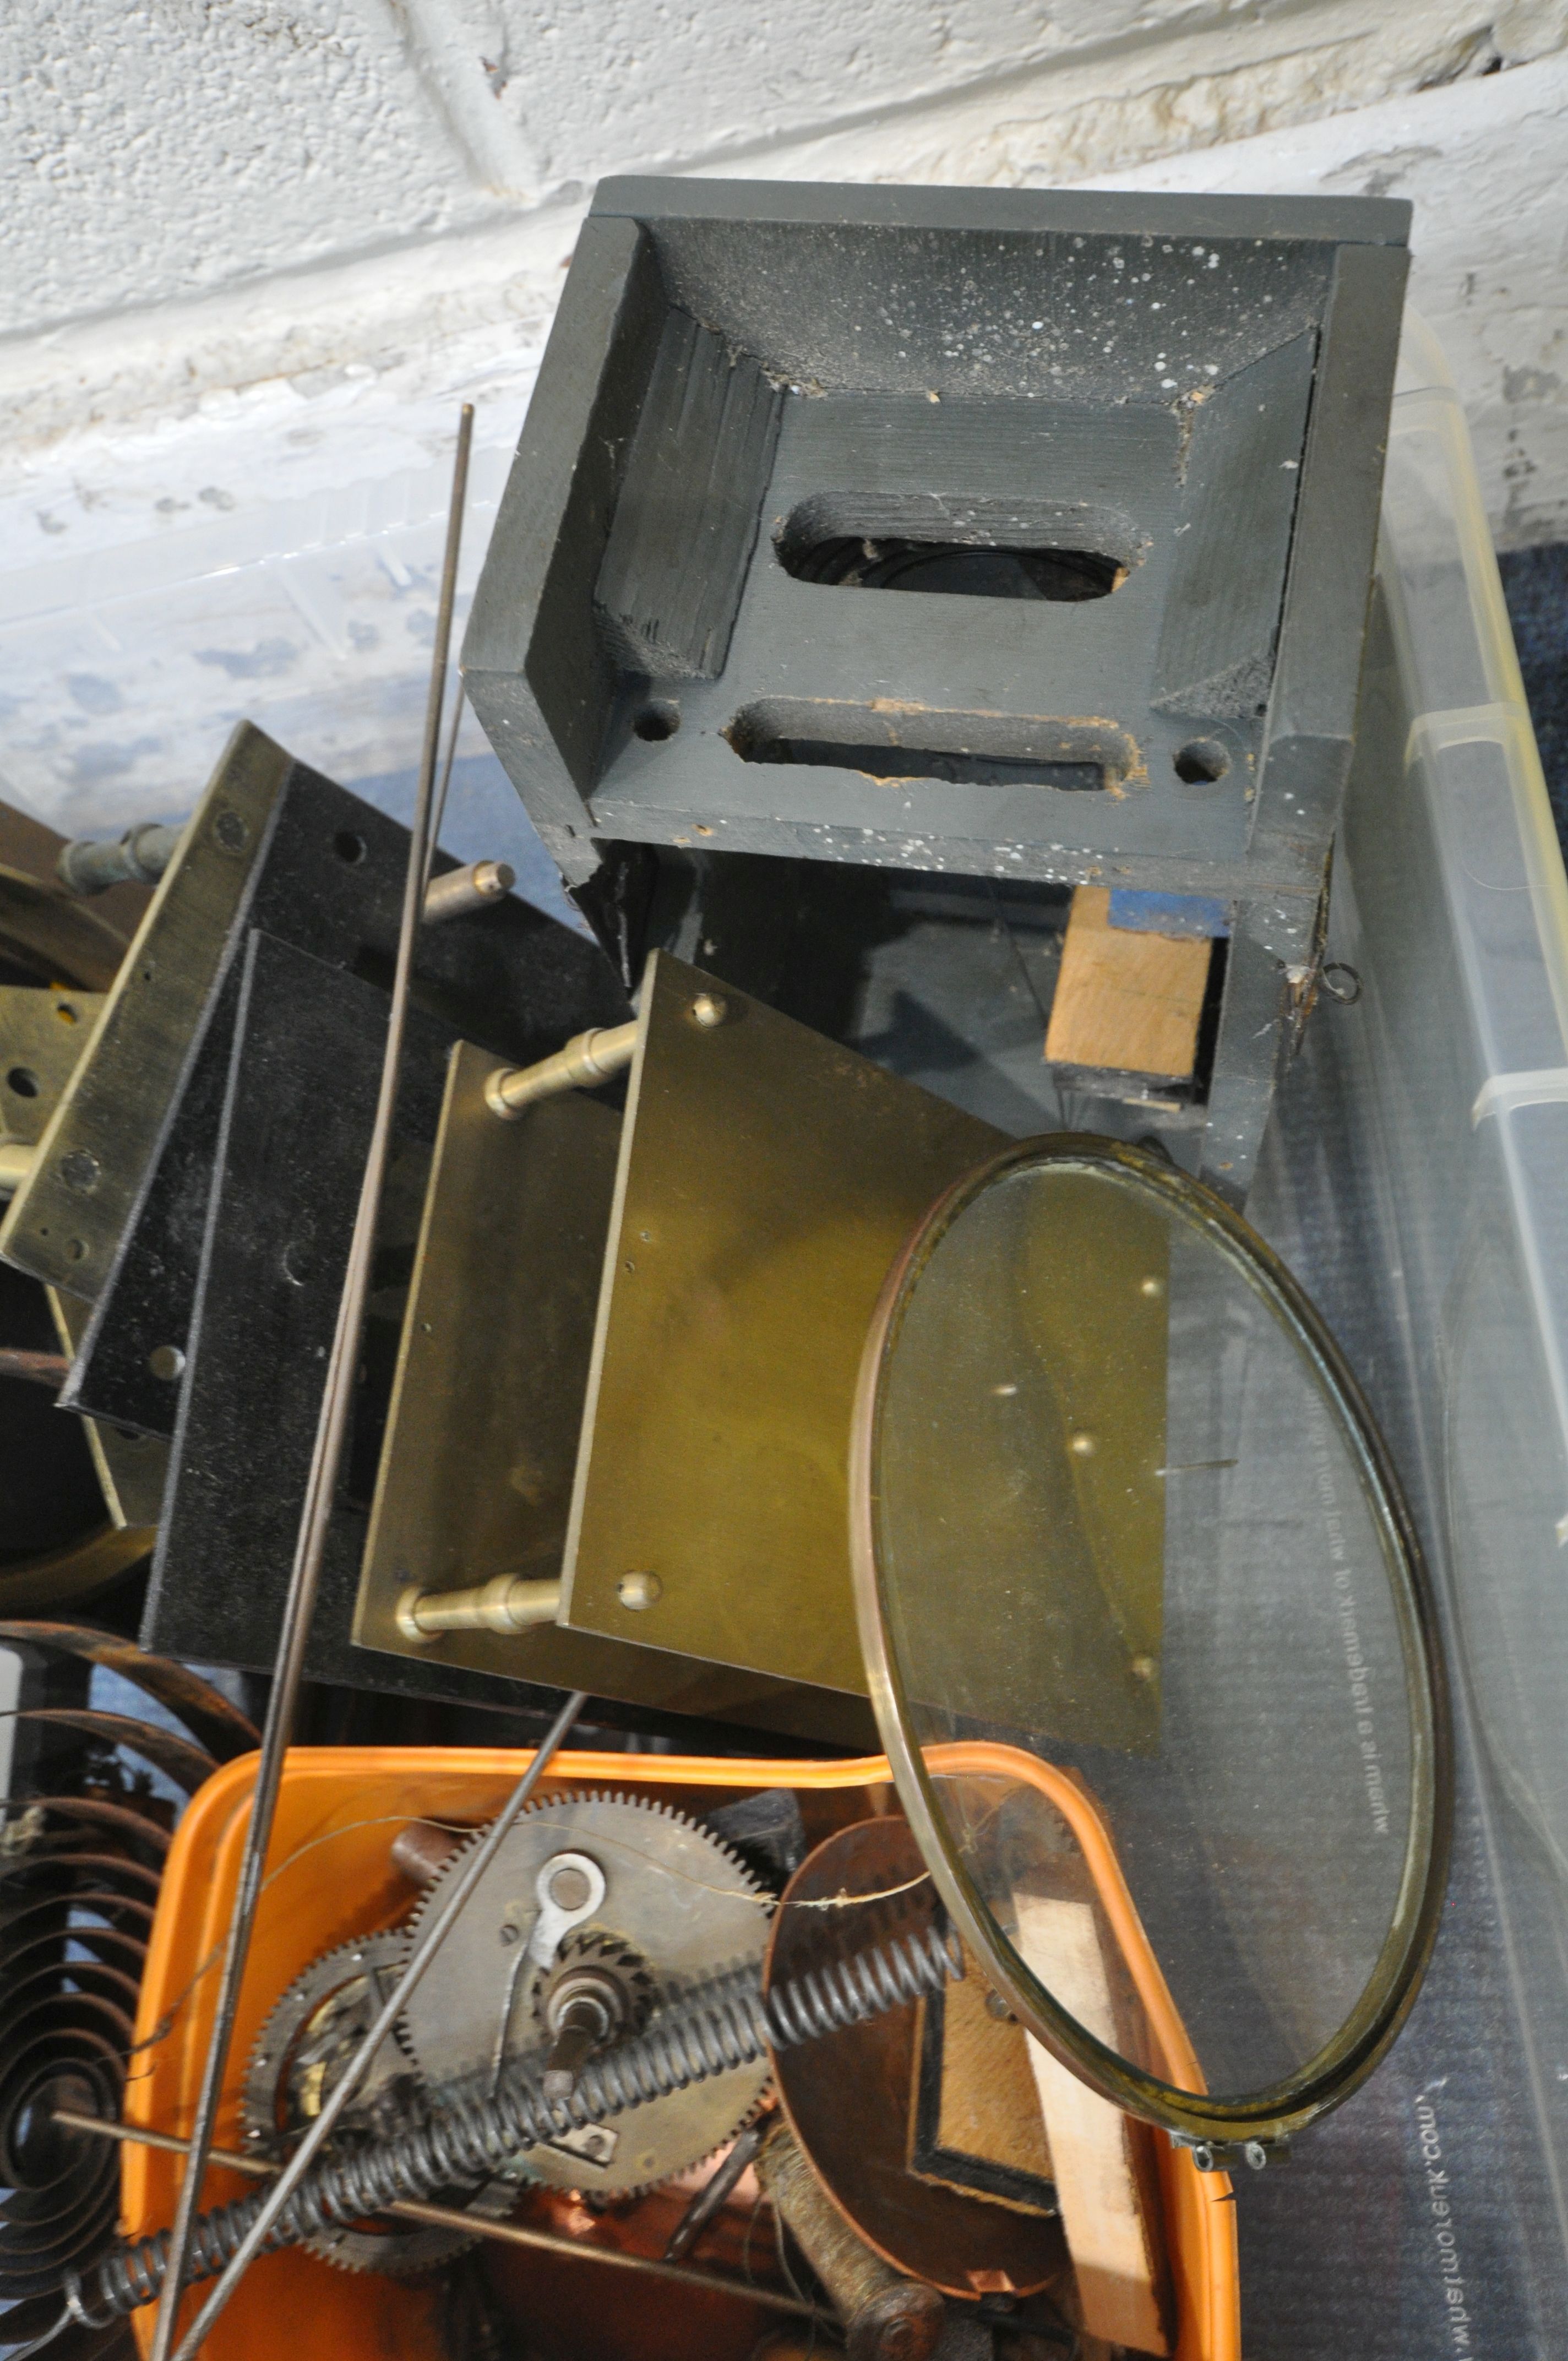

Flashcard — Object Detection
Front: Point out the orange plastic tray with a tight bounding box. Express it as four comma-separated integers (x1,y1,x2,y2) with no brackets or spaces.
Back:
124,1747,1239,2360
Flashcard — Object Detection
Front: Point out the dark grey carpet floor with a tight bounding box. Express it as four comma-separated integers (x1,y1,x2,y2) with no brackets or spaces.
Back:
1501,542,1568,851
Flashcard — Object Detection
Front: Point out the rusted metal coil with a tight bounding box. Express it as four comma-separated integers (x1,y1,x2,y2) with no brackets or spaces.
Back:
0,1633,246,2307
77,1922,964,2321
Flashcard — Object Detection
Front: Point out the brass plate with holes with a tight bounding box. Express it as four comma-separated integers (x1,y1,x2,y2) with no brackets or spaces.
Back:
46,1289,168,1531
354,1036,875,1743
0,988,104,1146
559,951,1005,1694
0,722,288,1299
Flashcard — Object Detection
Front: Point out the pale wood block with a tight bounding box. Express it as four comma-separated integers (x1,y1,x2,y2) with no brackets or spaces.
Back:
1044,887,1211,1084
1015,1894,1171,2357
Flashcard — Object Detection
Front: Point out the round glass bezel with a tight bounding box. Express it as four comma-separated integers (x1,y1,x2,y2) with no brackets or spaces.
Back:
848,1134,1453,2147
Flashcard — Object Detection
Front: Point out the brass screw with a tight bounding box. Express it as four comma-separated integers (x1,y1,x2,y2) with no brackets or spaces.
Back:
690,993,728,1029
59,1149,102,1195
1140,1276,1164,1298
1069,1431,1096,1458
617,1571,662,1611
1131,1655,1157,1682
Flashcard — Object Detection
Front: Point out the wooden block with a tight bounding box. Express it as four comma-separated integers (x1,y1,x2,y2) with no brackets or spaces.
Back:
1015,1894,1171,2358
908,1940,1057,2216
1044,887,1211,1085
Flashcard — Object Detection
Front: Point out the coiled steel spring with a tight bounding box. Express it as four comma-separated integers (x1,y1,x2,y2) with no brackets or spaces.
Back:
72,1919,962,2321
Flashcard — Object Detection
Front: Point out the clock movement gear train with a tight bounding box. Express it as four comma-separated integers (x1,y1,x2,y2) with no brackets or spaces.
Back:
395,1792,774,2199
68,1911,963,2325
241,1934,525,2276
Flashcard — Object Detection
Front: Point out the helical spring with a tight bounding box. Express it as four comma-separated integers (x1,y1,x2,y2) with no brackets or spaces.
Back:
73,1919,962,2322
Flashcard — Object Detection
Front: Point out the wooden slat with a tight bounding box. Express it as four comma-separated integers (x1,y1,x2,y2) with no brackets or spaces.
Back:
1044,888,1211,1084
1017,1894,1171,2356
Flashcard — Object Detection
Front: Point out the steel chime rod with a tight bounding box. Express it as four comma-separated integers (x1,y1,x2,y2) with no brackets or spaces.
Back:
146,402,477,2361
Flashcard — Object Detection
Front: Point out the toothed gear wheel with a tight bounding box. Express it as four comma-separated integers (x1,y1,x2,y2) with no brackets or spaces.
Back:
533,1927,656,2043
397,1791,774,2196
243,1933,531,2275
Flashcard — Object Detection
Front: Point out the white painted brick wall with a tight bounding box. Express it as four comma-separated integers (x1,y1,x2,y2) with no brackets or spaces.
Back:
0,0,1564,840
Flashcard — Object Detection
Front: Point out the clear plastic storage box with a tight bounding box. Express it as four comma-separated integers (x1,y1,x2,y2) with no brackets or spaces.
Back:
1233,312,1568,2355
19,301,1568,2359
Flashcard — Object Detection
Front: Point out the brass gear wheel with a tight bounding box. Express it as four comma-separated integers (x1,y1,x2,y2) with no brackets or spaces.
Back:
397,1791,774,2197
531,1927,657,2055
242,1932,530,2275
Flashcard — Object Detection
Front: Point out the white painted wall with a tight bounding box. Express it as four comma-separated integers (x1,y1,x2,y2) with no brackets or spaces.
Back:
2,1,1565,852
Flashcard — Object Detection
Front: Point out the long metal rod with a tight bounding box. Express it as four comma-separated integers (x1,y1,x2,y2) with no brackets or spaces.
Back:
421,678,467,899
54,2108,274,2177
664,2117,768,2261
54,2104,810,2317
146,401,477,2361
171,1689,588,2359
